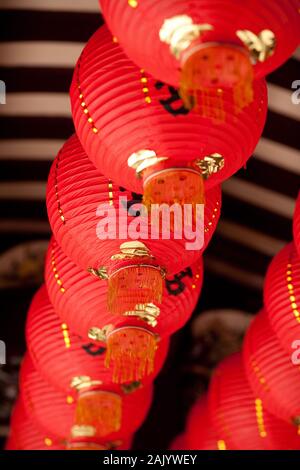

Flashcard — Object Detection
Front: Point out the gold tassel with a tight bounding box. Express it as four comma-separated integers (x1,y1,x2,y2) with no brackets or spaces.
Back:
143,169,204,209
108,265,163,315
179,44,254,119
73,390,122,438
143,168,205,231
105,327,158,383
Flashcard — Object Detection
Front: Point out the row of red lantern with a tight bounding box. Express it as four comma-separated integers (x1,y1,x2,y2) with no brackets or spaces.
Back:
7,247,203,449
7,136,208,449
171,195,300,449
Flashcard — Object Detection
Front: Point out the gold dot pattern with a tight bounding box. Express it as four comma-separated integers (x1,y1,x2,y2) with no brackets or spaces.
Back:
286,261,300,324
61,323,71,348
51,249,66,294
44,438,53,447
108,181,114,206
217,440,227,450
255,398,267,438
205,201,220,233
140,69,152,104
128,0,138,7
78,84,98,134
66,395,74,404
251,360,270,392
54,151,65,225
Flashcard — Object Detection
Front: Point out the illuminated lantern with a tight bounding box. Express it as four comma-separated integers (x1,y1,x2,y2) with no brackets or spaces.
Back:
264,242,300,355
6,400,64,451
20,354,152,444
47,134,219,314
186,395,228,450
243,310,300,426
26,285,169,389
209,353,300,450
99,0,299,114
45,238,202,383
70,26,267,200
293,192,300,257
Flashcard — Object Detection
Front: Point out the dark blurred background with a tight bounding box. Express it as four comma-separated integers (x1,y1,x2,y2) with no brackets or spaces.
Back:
0,0,299,450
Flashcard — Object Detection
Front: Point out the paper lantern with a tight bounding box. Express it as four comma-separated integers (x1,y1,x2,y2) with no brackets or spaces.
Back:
47,134,219,314
20,354,152,444
264,242,300,355
243,310,300,426
7,399,64,451
186,395,227,450
100,0,299,113
45,238,202,383
293,192,300,257
71,25,267,200
26,285,169,390
7,399,132,450
209,353,300,450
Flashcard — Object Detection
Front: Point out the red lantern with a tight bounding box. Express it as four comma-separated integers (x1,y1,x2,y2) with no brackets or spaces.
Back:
71,24,267,199
45,238,202,383
209,353,300,450
7,399,64,450
243,310,300,426
264,242,300,355
294,192,300,257
47,134,218,314
7,399,132,450
26,285,169,390
70,25,267,198
20,354,152,445
186,395,227,450
99,0,299,113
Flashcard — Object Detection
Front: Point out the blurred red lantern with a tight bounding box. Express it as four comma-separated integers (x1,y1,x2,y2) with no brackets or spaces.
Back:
99,0,299,113
209,353,300,449
243,310,300,426
45,238,202,383
7,399,64,450
47,134,218,314
7,399,132,450
264,242,300,355
20,354,152,444
186,394,227,450
26,285,169,390
294,192,300,257
70,26,267,199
